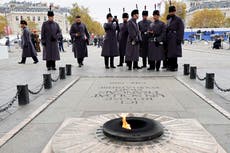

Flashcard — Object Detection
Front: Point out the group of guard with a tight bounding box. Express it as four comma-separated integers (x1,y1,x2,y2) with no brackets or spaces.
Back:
18,5,184,72
101,5,184,71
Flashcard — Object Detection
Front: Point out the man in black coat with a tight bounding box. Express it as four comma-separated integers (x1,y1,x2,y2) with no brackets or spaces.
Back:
125,9,142,70
70,15,90,67
138,10,151,68
166,6,184,71
101,13,119,69
117,12,129,67
41,11,62,71
18,20,38,64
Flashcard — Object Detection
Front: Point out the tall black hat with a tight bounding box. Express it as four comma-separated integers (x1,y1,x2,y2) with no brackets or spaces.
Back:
142,5,148,16
131,9,139,17
169,6,176,13
153,10,160,16
20,20,27,25
48,5,54,16
122,13,129,18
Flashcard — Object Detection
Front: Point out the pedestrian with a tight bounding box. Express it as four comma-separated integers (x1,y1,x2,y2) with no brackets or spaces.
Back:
138,9,151,68
147,10,166,71
58,33,65,52
101,13,119,69
33,30,41,52
166,6,184,71
117,12,129,67
18,20,39,64
70,15,90,67
41,10,62,71
125,9,142,70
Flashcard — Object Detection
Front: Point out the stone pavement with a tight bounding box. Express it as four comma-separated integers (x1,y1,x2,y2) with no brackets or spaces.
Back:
0,43,230,152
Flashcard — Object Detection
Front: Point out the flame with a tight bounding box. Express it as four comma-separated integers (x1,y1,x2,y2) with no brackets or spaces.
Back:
122,115,131,130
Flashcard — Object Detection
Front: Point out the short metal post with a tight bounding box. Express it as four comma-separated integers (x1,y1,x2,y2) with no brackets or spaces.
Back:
66,64,72,76
17,85,29,105
190,66,197,79
59,67,66,80
183,64,190,75
43,74,52,89
205,73,215,89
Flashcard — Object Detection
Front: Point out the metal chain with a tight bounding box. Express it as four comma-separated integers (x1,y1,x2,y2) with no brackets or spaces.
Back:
0,91,18,113
196,74,206,81
51,75,60,82
214,81,230,92
28,84,44,95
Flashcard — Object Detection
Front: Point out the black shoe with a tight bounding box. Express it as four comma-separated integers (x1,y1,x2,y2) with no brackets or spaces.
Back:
33,61,39,64
156,69,160,72
141,66,147,68
169,68,178,72
81,63,84,66
147,67,155,71
162,66,167,69
105,66,110,69
47,67,51,71
128,67,132,70
117,64,123,67
18,62,25,64
78,64,82,67
110,66,116,69
52,67,57,70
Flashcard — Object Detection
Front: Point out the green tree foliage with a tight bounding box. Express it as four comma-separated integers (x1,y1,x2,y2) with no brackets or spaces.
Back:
0,15,7,37
161,1,187,23
189,9,225,28
27,20,38,32
224,18,230,28
68,3,104,36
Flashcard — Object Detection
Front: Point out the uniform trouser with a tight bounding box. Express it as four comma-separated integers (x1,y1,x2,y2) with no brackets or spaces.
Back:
149,60,161,70
119,56,124,65
59,43,64,52
142,57,147,67
127,61,139,69
46,60,56,68
104,57,114,67
21,56,38,63
168,57,178,69
77,58,84,64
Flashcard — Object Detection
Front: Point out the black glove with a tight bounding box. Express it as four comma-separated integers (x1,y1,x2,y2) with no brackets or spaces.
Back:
42,42,46,46
23,44,28,48
176,39,182,45
50,36,57,42
155,41,160,47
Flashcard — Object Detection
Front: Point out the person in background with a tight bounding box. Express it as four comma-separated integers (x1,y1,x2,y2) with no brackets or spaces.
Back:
58,33,65,52
18,20,38,64
41,10,61,71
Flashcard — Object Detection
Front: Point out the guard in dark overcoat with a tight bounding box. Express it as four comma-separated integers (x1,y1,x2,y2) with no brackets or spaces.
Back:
41,10,61,71
18,20,38,64
70,15,90,67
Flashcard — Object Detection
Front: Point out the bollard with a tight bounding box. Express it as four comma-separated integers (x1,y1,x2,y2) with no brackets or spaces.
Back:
205,73,215,89
66,64,72,76
183,64,190,75
43,74,52,89
17,85,29,105
59,67,66,80
190,66,197,79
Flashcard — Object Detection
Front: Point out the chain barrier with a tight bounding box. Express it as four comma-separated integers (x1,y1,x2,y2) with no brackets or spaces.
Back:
196,74,206,81
214,81,230,92
0,91,18,113
51,75,60,82
28,84,44,95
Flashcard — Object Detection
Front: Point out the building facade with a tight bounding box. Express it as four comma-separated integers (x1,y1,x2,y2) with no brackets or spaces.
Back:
0,1,70,35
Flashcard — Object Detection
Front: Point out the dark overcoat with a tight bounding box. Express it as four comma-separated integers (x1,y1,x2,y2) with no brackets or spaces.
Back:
125,18,142,62
138,20,151,58
148,20,166,61
21,27,37,58
70,22,90,58
118,22,128,57
41,20,61,61
101,22,119,57
166,15,184,58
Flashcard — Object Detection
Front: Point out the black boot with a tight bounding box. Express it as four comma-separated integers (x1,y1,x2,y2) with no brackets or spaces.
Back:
127,61,132,70
147,61,155,70
110,57,116,68
117,56,124,67
18,57,26,64
104,57,109,69
156,61,161,71
133,61,141,69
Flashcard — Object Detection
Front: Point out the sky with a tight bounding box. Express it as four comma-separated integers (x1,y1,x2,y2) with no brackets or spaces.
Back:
0,0,165,23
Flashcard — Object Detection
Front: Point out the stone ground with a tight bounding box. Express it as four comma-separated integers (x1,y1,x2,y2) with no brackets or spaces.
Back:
0,42,230,153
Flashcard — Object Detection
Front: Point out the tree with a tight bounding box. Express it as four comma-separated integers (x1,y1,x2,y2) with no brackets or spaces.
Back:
161,1,187,23
27,20,38,32
189,9,225,28
68,3,104,36
0,15,7,38
224,18,230,28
